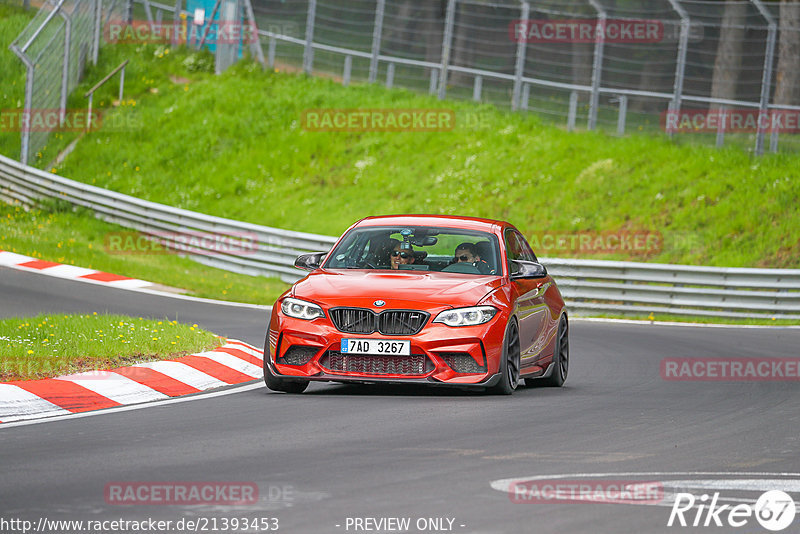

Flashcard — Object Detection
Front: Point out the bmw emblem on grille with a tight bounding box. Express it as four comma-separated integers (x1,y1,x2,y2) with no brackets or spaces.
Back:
373,300,386,307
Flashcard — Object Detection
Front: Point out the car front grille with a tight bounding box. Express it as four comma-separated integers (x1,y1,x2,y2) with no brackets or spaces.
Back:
330,308,429,336
439,352,486,374
322,351,430,376
330,308,375,334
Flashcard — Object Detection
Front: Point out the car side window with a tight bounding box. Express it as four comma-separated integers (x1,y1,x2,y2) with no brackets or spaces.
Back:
515,232,538,262
505,230,537,274
505,229,523,262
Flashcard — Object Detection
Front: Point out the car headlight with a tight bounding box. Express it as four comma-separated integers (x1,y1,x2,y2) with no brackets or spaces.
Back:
281,297,324,320
433,306,497,327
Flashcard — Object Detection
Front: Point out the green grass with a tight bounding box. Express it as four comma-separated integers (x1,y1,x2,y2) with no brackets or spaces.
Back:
0,313,221,381
32,45,798,270
0,202,289,304
1,23,799,324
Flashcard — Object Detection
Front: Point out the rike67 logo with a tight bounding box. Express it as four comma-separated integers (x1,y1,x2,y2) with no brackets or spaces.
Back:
668,490,796,531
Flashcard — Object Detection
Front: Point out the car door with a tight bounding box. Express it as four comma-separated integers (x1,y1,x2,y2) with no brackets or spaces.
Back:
506,229,550,371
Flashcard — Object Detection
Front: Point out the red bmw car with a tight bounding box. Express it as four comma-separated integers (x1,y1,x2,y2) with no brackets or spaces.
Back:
264,215,568,394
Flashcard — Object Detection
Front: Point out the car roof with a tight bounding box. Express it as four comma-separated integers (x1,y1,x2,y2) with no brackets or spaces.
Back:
354,214,510,233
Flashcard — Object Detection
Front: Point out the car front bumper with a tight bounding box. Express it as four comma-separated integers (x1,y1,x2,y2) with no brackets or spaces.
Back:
267,311,508,387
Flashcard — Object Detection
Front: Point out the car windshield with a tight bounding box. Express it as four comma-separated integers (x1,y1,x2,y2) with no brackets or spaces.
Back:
323,226,501,276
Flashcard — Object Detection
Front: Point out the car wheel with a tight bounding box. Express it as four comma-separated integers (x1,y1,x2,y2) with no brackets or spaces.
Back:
263,330,309,394
539,315,568,387
491,319,521,395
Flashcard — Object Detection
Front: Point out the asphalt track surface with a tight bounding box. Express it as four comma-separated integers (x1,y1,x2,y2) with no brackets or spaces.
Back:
1,266,799,534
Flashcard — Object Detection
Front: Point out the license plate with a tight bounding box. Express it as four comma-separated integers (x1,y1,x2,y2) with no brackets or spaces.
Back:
341,339,411,356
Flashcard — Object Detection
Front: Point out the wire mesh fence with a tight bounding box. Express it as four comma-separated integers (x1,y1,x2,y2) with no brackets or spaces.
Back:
9,0,800,158
248,0,800,155
9,0,125,165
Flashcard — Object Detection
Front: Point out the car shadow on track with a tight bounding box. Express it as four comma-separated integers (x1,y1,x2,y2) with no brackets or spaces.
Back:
261,382,571,397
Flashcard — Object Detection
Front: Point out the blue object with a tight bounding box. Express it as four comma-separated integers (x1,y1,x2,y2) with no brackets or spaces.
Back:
185,0,246,58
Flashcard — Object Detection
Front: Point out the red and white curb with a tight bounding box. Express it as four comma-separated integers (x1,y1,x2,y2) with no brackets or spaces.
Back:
0,250,153,289
0,340,264,424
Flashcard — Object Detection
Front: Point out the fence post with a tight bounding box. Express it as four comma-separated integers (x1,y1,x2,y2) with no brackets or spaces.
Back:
567,90,578,131
119,63,126,101
343,55,352,86
587,0,606,130
472,75,482,101
59,11,71,126
368,0,385,83
751,0,776,156
386,62,394,88
92,0,101,65
770,126,779,153
429,69,438,95
268,36,276,68
303,0,317,75
716,108,726,148
242,0,266,66
613,95,627,135
437,0,456,100
521,84,529,110
512,1,529,111
11,48,34,165
666,0,689,138
142,0,155,24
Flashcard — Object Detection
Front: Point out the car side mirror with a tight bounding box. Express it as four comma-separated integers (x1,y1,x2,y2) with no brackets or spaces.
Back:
510,260,547,279
294,251,328,271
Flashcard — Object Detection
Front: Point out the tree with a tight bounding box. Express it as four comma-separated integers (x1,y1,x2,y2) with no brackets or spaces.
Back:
710,1,747,103
773,0,800,107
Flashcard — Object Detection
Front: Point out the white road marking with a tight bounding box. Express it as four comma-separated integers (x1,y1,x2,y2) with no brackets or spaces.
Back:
223,341,264,359
0,382,265,429
131,361,228,390
0,384,71,421
490,472,800,508
33,264,96,278
55,372,168,404
194,351,263,378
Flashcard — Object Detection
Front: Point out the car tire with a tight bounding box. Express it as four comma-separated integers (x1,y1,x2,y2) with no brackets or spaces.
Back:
539,315,568,387
263,330,309,394
490,319,521,395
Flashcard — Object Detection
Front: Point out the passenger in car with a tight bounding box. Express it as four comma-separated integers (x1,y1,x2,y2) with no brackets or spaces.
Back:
367,237,398,268
454,242,480,264
390,242,416,270
454,242,491,274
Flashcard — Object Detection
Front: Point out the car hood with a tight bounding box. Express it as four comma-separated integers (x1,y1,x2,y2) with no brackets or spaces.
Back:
292,269,504,310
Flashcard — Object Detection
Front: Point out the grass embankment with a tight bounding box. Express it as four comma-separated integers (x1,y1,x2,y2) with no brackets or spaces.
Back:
42,46,800,270
0,19,798,322
0,313,221,381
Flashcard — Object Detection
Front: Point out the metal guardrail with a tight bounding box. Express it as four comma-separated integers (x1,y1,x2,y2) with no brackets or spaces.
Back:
1,153,799,320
